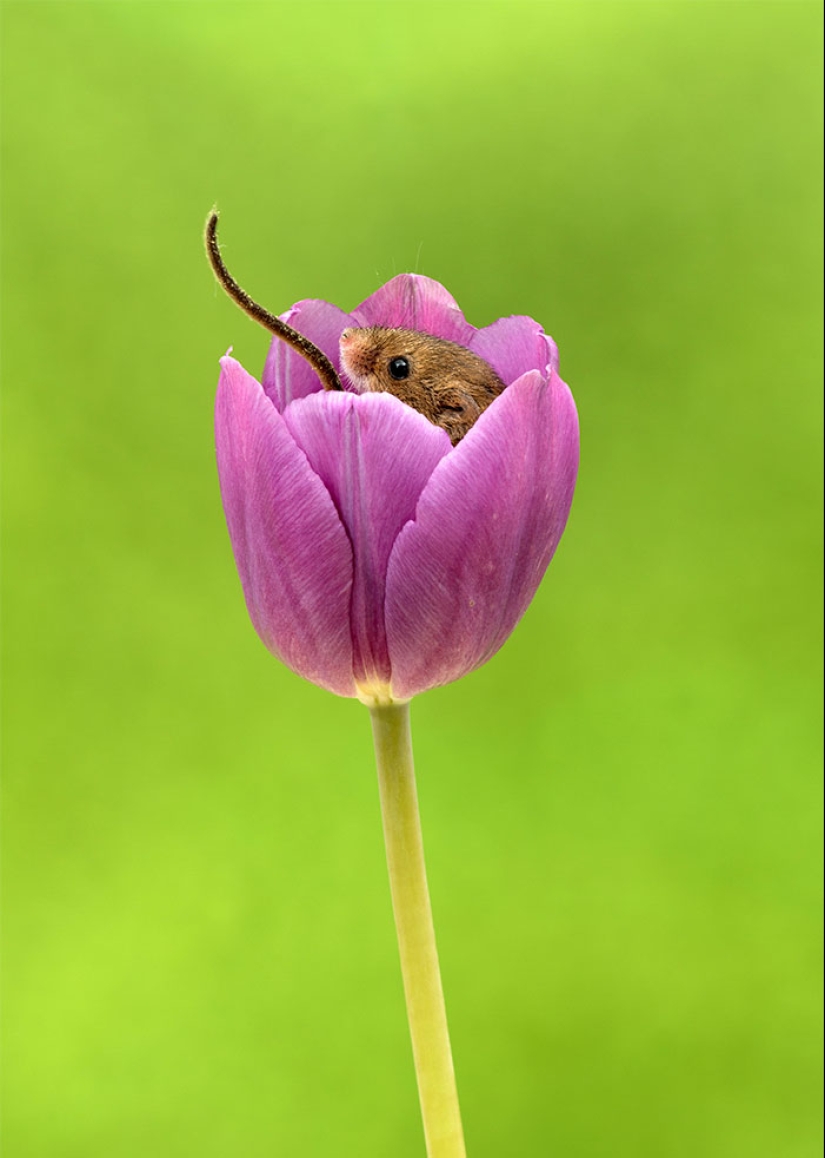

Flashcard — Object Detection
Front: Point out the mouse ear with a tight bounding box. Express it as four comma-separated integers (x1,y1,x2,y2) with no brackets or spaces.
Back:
435,384,484,445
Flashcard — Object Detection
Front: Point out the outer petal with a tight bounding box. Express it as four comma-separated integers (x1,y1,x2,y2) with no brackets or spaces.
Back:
385,369,579,700
469,315,559,383
216,356,356,696
262,299,355,412
351,274,476,346
283,391,451,695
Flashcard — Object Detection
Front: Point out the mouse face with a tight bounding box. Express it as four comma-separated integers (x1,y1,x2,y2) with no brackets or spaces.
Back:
339,326,506,445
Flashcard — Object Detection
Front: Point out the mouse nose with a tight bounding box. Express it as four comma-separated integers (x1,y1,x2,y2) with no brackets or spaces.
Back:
340,328,354,344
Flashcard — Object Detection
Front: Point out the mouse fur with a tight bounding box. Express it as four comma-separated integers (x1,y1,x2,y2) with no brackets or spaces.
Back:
339,326,506,445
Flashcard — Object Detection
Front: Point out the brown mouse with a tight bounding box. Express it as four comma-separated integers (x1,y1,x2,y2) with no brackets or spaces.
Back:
339,326,506,445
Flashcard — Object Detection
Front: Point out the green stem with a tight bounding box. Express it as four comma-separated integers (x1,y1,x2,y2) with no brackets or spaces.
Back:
369,702,466,1158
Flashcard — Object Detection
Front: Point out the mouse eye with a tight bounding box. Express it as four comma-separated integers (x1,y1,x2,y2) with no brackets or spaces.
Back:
388,356,410,380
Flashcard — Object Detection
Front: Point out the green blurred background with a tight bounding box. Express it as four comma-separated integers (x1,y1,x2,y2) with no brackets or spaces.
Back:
2,2,821,1155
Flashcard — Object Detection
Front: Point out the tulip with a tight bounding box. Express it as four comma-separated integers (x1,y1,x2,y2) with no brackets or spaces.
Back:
205,212,579,1158
213,270,578,708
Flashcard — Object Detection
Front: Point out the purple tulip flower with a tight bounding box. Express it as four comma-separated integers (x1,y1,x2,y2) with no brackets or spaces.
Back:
215,273,579,705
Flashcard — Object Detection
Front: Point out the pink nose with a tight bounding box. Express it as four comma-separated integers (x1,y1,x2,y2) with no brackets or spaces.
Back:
340,328,355,344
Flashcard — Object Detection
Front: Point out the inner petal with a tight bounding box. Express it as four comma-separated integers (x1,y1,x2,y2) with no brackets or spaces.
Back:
351,274,476,346
469,315,559,385
262,299,355,412
283,391,451,689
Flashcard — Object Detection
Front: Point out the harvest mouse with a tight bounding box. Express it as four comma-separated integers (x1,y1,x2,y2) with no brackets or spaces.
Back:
205,212,505,442
340,327,506,445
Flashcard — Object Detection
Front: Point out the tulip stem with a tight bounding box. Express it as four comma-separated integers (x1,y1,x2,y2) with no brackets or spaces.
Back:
369,702,466,1158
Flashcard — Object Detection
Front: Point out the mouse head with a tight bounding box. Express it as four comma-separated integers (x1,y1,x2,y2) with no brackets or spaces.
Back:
339,326,505,445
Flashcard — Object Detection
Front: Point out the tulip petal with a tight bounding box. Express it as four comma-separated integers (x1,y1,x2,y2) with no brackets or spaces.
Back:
469,315,559,384
283,392,451,693
262,299,355,412
216,356,357,696
385,370,579,700
351,274,476,346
